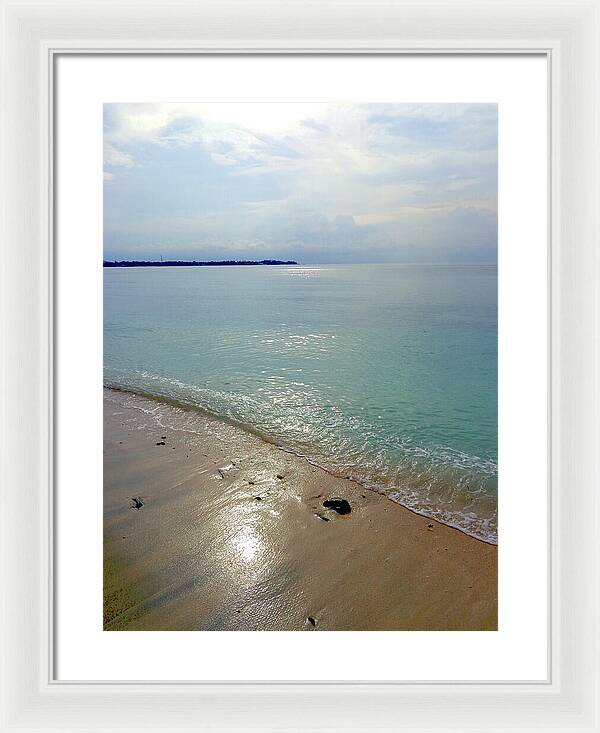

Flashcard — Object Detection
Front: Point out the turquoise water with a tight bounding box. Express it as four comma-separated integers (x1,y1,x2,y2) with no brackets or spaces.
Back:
104,264,497,543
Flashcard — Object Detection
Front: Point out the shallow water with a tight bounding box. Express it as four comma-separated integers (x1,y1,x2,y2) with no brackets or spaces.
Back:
104,263,497,543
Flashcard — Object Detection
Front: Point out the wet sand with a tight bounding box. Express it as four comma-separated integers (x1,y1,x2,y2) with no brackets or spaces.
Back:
104,388,497,631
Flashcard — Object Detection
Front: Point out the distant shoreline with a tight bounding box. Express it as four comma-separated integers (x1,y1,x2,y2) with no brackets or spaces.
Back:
103,259,298,268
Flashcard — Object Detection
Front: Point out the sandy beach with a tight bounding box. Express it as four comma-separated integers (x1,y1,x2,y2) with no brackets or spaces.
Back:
104,387,497,631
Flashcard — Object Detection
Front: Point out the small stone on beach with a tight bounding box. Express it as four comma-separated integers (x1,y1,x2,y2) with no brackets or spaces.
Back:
276,474,284,480
307,616,316,627
129,497,144,510
323,498,351,515
156,441,166,446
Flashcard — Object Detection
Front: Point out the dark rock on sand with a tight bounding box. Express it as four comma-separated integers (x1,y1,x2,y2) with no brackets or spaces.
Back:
307,616,316,627
315,512,330,522
323,498,351,515
156,441,166,446
276,474,285,480
129,497,144,510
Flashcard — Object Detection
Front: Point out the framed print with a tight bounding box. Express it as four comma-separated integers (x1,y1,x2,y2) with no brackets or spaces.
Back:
1,1,599,731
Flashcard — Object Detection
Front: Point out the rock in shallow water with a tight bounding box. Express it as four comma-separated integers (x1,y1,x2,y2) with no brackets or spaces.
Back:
322,497,351,515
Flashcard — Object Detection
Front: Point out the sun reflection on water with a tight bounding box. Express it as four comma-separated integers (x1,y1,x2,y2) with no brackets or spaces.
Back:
232,524,261,563
226,505,266,566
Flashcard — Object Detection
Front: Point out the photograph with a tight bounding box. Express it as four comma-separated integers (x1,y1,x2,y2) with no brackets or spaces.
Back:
6,0,600,723
103,102,498,631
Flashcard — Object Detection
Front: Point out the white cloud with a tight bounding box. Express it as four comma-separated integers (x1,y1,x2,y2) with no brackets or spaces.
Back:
104,103,497,262
104,141,134,167
103,141,135,182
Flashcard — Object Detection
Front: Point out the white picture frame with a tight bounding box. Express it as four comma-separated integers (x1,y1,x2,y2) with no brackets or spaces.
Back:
1,1,598,730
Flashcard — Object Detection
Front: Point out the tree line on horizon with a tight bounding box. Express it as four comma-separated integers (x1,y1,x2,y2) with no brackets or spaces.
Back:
103,259,298,268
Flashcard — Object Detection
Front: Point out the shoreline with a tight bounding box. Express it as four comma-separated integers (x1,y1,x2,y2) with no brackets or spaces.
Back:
104,387,498,631
104,383,497,546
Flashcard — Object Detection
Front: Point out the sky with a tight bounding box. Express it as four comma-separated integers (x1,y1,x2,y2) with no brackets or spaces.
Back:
103,103,497,263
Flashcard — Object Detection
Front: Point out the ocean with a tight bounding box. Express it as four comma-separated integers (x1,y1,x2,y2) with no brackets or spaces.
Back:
104,263,497,543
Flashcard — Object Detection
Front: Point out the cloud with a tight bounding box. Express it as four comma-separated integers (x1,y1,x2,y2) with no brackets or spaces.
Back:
104,141,134,170
104,103,497,263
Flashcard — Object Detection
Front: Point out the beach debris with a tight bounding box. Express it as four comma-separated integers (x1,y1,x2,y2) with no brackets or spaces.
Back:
248,480,255,485
156,441,166,446
427,523,434,531
314,512,330,522
161,436,166,439
255,496,262,501
129,497,144,510
323,497,351,515
310,493,322,499
276,474,285,480
307,616,316,627
216,464,235,479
